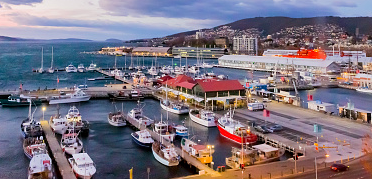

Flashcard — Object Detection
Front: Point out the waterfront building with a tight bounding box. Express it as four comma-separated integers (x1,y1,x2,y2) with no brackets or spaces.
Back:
233,35,258,55
99,46,132,55
160,75,246,110
132,47,171,57
172,47,227,59
215,37,229,48
218,55,340,74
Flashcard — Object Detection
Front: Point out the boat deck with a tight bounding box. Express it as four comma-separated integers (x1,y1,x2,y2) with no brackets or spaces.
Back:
40,120,76,179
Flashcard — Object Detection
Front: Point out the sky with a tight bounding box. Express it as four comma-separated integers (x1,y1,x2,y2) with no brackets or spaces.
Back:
0,0,371,41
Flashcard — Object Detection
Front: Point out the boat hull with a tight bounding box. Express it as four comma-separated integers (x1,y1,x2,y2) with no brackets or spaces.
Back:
160,102,188,115
152,146,179,167
50,124,68,135
356,88,372,94
131,133,153,147
1,100,42,107
49,96,90,104
189,110,216,127
217,123,257,144
108,117,126,127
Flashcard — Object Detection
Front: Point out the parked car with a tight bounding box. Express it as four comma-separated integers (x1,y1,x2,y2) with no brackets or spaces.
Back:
269,125,283,132
254,125,271,134
330,164,349,172
262,98,271,103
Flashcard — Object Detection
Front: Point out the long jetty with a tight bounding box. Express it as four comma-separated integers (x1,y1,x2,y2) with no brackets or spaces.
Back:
40,121,77,179
125,114,220,177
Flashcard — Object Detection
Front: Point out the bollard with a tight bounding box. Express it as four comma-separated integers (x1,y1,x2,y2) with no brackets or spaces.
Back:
303,167,304,172
268,173,271,179
249,173,251,179
281,171,283,177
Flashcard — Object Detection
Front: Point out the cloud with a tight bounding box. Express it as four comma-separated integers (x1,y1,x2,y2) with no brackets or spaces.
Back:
0,0,43,5
333,1,357,7
0,4,2,8
98,0,336,21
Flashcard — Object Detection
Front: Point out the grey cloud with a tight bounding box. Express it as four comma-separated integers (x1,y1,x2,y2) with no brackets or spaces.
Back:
0,0,42,5
98,0,337,21
0,4,2,8
333,1,357,7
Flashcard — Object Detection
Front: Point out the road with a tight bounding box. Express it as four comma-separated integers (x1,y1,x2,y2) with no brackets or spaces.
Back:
283,156,372,179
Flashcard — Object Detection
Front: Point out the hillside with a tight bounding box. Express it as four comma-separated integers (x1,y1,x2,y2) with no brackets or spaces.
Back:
168,16,372,37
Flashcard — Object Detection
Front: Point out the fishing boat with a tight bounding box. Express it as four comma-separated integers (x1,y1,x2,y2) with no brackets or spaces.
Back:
108,103,126,127
49,89,90,104
160,82,189,114
131,130,154,147
21,102,43,138
77,64,85,73
181,138,214,164
61,129,83,155
153,117,176,142
27,152,53,179
172,124,188,138
217,109,257,144
38,47,44,74
23,136,47,160
189,109,217,127
65,64,77,73
152,141,180,167
65,106,84,131
86,62,97,71
49,107,68,134
108,90,144,101
48,47,55,73
225,144,285,168
127,101,154,127
1,95,42,107
68,153,96,179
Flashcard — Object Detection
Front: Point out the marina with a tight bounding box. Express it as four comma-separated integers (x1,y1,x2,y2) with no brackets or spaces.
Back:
1,42,372,179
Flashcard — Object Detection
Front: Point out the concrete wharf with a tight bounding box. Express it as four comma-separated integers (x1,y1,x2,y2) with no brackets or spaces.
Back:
40,120,77,179
125,113,220,176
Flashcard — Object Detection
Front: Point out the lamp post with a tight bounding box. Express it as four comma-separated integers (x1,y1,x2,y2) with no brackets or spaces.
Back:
42,106,46,121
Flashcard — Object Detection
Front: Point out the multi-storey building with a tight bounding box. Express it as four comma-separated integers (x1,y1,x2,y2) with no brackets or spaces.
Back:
233,35,258,55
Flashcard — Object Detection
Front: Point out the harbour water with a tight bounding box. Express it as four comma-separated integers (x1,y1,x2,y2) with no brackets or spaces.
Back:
1,41,372,179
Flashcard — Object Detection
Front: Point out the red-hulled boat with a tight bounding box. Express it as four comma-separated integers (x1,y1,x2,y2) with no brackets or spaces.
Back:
217,110,257,144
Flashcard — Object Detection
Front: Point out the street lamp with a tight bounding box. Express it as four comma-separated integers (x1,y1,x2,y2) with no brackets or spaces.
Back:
42,106,46,121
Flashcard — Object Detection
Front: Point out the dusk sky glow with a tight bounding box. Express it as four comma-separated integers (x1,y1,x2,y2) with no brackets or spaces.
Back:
0,0,371,40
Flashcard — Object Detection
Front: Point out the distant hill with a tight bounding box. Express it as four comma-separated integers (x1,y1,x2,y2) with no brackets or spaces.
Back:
105,38,123,42
0,36,93,42
168,16,372,37
46,38,93,42
0,36,24,41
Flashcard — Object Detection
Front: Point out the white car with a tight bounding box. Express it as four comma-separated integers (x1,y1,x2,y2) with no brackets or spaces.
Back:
262,98,271,103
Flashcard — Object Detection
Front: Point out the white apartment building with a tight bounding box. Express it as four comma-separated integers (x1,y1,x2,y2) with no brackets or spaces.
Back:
233,35,258,55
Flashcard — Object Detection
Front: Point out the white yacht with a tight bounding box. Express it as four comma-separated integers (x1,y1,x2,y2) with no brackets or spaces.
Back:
188,66,200,74
147,66,158,76
28,152,53,179
68,153,96,179
49,89,91,104
356,87,372,94
86,62,97,71
47,47,55,74
77,64,85,72
110,68,124,77
189,109,217,127
131,130,154,147
61,129,83,155
160,66,170,74
49,109,68,134
65,64,77,73
201,62,213,68
152,141,180,167
174,66,183,75
127,101,154,127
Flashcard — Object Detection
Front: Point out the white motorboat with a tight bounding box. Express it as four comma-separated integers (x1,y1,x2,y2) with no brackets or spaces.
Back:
49,108,68,134
128,66,134,70
23,136,47,160
61,129,83,155
65,64,77,73
148,66,158,76
160,100,189,115
356,87,372,94
131,130,154,147
188,66,200,74
77,64,85,72
47,47,55,73
189,109,217,127
181,138,214,164
49,89,90,104
110,68,124,77
65,106,84,131
28,152,53,179
108,108,126,127
127,101,154,127
172,124,188,138
201,62,213,68
86,62,97,71
38,47,44,74
174,66,183,75
153,118,176,142
160,66,170,74
152,141,180,167
68,153,96,179
217,74,227,80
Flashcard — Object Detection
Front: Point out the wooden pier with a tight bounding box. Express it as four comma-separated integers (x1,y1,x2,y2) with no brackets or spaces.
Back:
40,120,77,179
125,114,220,176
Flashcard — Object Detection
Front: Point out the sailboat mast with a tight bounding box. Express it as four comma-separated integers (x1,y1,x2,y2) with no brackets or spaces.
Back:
114,55,117,69
51,47,53,68
41,47,43,69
